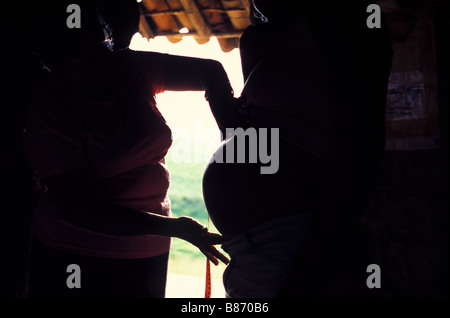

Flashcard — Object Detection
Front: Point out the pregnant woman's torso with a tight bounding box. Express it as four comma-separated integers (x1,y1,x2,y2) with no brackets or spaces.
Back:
202,18,332,240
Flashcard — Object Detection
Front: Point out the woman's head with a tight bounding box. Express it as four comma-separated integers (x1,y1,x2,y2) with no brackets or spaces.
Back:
95,0,141,50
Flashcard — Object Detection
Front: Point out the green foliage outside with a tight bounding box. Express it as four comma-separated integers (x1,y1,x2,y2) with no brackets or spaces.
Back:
165,157,227,278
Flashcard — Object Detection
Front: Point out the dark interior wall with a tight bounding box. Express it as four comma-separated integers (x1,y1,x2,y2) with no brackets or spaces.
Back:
364,150,448,296
362,0,448,297
1,3,44,297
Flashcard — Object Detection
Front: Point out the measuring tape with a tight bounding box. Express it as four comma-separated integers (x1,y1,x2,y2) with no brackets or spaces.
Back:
205,257,212,298
205,217,212,298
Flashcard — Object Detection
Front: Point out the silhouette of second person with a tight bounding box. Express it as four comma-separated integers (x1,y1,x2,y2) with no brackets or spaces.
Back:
24,0,233,298
203,0,391,298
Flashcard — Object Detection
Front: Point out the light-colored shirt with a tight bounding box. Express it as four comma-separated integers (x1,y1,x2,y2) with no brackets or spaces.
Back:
24,49,174,259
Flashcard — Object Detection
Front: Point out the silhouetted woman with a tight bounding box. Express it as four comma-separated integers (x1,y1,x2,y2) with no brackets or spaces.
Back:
203,0,391,297
23,0,232,298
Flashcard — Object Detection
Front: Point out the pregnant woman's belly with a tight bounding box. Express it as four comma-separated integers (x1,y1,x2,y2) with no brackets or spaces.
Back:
202,133,322,240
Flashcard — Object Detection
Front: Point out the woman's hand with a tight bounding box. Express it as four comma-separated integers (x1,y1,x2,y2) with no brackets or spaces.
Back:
174,216,229,265
207,95,246,138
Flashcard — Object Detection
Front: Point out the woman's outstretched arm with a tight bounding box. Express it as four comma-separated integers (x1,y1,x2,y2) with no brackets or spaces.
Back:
164,54,239,133
135,51,239,134
43,169,229,265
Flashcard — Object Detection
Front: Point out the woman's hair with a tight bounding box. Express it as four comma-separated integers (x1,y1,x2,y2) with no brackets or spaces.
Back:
94,0,141,49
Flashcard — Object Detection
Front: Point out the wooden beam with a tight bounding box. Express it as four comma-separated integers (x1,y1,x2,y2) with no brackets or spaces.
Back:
220,0,251,31
203,8,247,14
138,5,155,39
144,9,184,16
156,31,244,39
144,8,247,17
178,0,212,42
240,0,251,13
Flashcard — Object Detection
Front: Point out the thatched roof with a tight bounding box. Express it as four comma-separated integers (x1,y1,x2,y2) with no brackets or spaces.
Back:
138,0,252,52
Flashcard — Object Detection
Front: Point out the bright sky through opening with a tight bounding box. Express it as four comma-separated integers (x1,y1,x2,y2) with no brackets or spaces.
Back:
129,33,244,164
129,33,242,297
